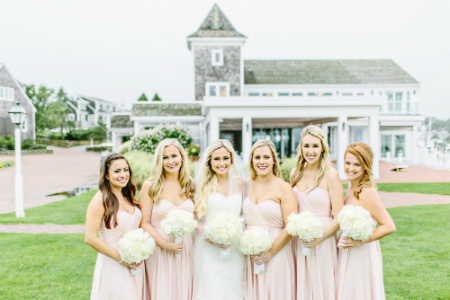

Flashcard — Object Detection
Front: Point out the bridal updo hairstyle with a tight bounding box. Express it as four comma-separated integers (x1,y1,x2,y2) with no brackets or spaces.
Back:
249,139,281,179
99,153,137,229
148,139,194,204
291,125,331,191
345,142,376,199
194,139,237,219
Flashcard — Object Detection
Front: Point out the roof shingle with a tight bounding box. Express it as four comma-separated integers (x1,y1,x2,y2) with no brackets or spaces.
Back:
132,103,202,117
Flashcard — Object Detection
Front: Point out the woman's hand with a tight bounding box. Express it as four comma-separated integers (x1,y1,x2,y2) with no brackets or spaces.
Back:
165,241,183,254
205,238,231,250
117,259,140,270
251,251,273,265
337,236,365,249
301,237,323,248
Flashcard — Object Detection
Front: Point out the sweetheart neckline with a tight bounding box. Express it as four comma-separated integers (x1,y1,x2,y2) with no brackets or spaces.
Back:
160,199,193,207
117,207,138,215
293,185,328,194
245,198,280,206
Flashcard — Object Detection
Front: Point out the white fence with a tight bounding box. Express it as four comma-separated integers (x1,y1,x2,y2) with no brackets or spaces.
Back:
416,147,450,168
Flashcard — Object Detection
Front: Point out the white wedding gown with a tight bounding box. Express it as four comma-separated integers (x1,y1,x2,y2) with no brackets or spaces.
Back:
193,192,245,300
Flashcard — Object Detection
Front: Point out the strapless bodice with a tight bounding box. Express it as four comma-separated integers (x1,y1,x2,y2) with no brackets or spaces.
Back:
150,199,195,228
99,207,142,249
203,192,243,221
242,197,285,229
293,186,332,217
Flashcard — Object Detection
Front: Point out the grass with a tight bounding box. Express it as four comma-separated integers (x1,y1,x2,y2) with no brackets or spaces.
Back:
0,233,96,300
0,189,97,225
376,182,450,195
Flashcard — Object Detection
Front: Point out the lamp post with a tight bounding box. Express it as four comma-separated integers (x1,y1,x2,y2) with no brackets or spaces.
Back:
8,99,27,218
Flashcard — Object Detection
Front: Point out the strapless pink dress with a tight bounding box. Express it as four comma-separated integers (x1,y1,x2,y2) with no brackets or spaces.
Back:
91,208,146,300
293,186,337,300
242,197,296,300
145,199,195,300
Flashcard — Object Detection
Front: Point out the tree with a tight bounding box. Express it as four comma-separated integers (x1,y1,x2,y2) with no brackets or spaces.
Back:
138,93,148,101
152,93,162,101
24,84,55,132
54,87,75,138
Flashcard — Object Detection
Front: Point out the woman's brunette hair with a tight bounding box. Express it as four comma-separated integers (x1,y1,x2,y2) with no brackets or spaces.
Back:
249,139,281,179
148,139,194,203
99,153,137,229
345,142,376,199
291,125,331,191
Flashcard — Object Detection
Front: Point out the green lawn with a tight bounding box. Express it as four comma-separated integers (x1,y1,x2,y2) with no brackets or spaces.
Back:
0,233,96,300
342,182,450,196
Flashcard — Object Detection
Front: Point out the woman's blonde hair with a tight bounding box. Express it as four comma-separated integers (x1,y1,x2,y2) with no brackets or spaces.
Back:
345,142,376,199
148,139,194,203
194,139,236,219
291,125,331,191
249,139,281,179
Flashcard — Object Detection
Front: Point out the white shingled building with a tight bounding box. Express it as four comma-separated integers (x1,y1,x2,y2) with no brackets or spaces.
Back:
110,4,424,179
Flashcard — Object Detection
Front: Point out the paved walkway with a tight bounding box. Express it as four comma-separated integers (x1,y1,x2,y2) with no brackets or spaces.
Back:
0,147,100,214
0,224,85,233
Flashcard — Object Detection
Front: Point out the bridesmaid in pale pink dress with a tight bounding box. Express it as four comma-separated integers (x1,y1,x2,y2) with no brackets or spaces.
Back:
139,139,196,300
336,142,396,300
85,153,146,300
243,139,298,300
290,125,344,300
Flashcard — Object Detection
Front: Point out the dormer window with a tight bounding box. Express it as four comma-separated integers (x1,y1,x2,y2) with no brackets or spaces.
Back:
212,49,223,66
206,82,229,97
0,86,14,101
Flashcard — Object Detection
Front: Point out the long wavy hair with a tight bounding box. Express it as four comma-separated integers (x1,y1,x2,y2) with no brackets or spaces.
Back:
291,125,331,191
148,139,194,204
194,139,237,219
249,139,281,179
99,153,137,229
345,142,376,199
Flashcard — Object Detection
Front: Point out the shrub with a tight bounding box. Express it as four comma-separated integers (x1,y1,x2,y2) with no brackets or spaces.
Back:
125,151,153,189
130,124,193,154
7,159,15,165
0,136,7,149
187,144,200,157
118,140,132,154
280,157,297,183
0,162,4,168
188,160,197,178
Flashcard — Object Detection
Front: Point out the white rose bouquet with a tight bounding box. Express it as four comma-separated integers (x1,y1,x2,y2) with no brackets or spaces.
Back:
337,205,374,245
118,228,156,275
204,211,243,260
239,227,273,275
161,209,197,257
286,212,323,256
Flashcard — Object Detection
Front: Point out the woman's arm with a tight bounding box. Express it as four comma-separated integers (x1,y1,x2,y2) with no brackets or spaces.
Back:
253,180,298,265
84,191,136,269
339,187,396,248
139,180,183,254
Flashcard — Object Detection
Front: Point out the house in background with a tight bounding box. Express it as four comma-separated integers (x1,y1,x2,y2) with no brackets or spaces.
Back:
0,63,36,140
68,95,118,130
110,4,424,179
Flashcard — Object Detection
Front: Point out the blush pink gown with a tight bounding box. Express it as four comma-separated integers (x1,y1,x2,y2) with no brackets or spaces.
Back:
242,197,296,300
145,199,195,300
91,208,147,300
293,186,337,300
336,216,385,300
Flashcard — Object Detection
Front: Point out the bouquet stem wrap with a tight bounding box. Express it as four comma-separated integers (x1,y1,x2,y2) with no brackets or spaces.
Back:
302,247,311,256
239,227,273,276
160,210,197,258
175,235,182,258
220,247,231,260
337,205,374,248
254,262,265,275
130,267,139,276
286,212,323,257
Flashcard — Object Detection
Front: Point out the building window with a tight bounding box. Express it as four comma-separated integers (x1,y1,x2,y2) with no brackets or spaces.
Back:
67,114,75,121
113,106,116,112
21,119,28,132
395,92,403,112
206,82,229,97
308,92,319,96
211,49,223,66
406,92,410,112
395,135,406,157
342,93,353,96
278,92,289,96
322,92,332,96
292,93,303,96
386,91,394,111
0,86,14,101
357,93,364,96
381,135,392,157
248,92,259,96
262,93,273,96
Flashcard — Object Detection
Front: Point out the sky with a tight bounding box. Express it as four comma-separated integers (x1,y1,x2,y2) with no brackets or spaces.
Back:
1,0,449,119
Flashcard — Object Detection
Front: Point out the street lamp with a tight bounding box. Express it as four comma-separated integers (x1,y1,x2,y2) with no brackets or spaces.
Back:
8,99,27,218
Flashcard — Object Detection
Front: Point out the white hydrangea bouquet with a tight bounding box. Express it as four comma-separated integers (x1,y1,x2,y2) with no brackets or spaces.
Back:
286,212,323,256
239,227,273,275
337,205,374,246
161,209,197,257
204,211,243,260
118,228,156,275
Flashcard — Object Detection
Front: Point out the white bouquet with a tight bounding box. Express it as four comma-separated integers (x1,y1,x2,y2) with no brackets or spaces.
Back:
239,227,273,275
337,205,374,245
161,209,197,257
286,212,323,256
204,211,243,259
118,228,156,275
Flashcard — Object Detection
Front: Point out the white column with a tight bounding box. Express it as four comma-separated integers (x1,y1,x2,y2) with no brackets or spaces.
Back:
15,127,25,217
112,132,117,152
242,116,252,162
209,116,220,145
321,124,329,145
337,116,349,179
412,124,418,164
369,115,380,179
134,121,140,137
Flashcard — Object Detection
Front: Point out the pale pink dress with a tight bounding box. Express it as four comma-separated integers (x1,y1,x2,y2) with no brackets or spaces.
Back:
145,199,195,300
293,186,337,300
242,197,296,300
91,207,146,300
336,216,385,300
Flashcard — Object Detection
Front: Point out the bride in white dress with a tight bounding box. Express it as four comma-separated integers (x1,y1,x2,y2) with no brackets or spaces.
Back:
193,139,247,300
